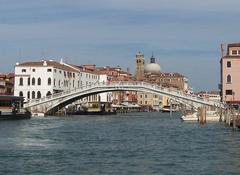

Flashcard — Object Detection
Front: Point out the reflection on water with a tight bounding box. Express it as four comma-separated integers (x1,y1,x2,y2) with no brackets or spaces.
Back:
0,112,240,175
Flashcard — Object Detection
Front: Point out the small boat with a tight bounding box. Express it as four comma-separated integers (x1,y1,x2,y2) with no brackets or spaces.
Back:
205,111,220,122
68,102,117,115
181,111,220,122
181,112,198,121
0,95,31,120
161,105,177,113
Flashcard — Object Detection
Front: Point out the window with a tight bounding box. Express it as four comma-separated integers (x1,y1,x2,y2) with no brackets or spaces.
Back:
28,77,30,86
145,95,147,98
32,78,35,85
58,80,60,87
37,78,41,85
145,101,147,104
54,69,56,73
46,91,52,96
226,90,233,95
21,69,26,72
19,91,23,97
27,91,30,99
32,91,35,99
54,79,56,86
232,50,238,55
37,91,41,99
47,69,52,72
32,69,35,72
227,61,231,68
227,75,231,83
19,77,23,86
48,78,51,85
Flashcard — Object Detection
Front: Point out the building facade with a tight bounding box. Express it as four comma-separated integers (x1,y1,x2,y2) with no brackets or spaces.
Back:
134,52,145,81
96,66,136,104
220,43,240,104
14,60,102,102
0,73,14,95
134,52,188,110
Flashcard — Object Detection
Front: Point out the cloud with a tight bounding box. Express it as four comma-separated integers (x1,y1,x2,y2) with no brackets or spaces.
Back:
0,0,240,90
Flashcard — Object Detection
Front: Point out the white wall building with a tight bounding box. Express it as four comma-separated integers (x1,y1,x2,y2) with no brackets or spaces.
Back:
14,59,110,103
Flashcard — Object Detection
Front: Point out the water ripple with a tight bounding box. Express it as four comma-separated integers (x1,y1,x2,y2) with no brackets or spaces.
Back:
0,112,240,175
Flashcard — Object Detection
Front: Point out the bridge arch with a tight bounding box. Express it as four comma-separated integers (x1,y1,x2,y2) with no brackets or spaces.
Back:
24,82,223,114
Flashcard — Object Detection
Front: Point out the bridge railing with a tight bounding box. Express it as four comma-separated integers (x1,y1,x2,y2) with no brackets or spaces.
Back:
24,80,223,108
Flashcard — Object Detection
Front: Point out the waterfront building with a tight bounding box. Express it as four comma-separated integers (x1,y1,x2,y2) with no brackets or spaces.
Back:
220,43,240,104
197,91,220,102
0,73,14,95
134,52,145,81
96,66,137,104
134,52,188,110
14,60,103,102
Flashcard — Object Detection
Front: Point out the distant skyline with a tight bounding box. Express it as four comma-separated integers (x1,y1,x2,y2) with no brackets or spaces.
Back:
1,0,240,91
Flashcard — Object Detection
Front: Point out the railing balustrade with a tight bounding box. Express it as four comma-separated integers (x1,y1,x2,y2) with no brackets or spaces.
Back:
24,81,223,109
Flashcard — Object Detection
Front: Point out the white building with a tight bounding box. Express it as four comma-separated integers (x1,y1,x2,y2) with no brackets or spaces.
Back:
14,59,110,103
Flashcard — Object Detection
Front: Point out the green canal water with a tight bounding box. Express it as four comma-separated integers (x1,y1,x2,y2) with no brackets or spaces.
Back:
0,112,240,175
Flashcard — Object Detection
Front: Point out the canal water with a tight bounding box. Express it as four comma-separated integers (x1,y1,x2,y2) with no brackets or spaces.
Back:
0,112,240,175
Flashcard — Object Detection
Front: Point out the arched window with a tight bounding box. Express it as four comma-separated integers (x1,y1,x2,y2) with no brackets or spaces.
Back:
37,91,41,99
32,91,35,99
46,91,52,96
48,78,51,85
38,78,41,85
227,74,231,83
19,91,23,97
19,77,23,86
27,77,30,86
32,78,35,85
27,91,30,99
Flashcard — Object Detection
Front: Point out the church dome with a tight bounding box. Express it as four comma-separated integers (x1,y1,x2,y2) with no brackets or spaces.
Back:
144,55,161,73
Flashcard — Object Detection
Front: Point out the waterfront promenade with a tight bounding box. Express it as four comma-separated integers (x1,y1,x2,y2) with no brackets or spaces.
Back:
0,112,239,175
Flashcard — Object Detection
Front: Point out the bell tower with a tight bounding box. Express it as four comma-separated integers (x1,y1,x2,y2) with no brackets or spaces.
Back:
135,52,145,81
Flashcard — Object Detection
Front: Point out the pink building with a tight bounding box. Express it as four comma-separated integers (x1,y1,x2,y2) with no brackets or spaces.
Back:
220,43,240,104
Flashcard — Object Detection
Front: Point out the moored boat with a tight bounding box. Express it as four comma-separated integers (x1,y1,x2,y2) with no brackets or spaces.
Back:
0,95,31,120
68,102,116,115
181,111,220,122
161,105,177,113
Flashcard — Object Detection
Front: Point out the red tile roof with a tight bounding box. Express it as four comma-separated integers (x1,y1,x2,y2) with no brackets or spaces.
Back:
16,60,79,72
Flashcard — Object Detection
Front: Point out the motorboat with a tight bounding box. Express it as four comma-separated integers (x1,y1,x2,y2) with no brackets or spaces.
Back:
181,112,198,121
161,105,177,113
0,95,31,120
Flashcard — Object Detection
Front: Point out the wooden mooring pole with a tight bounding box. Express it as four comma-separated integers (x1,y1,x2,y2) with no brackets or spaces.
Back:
199,106,206,124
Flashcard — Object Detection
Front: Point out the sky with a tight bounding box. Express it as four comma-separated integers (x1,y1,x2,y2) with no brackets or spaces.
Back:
0,0,240,91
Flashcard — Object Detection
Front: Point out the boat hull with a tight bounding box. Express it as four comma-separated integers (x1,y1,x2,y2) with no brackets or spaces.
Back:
0,113,31,120
68,110,117,115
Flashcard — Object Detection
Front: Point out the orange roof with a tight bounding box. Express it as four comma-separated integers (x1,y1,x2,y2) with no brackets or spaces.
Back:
16,60,79,72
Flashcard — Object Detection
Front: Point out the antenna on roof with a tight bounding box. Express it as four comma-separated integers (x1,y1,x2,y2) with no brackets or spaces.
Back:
60,58,64,64
18,48,22,63
220,43,224,58
41,49,46,60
